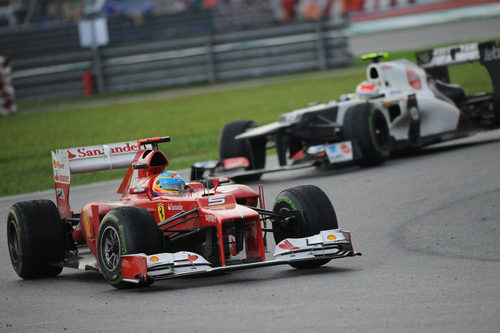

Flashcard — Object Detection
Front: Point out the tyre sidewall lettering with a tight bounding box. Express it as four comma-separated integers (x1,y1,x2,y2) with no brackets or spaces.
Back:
118,224,127,255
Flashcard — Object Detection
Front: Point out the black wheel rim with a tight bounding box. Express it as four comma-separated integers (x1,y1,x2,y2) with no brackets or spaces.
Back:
372,112,390,150
276,206,300,239
7,219,20,265
100,226,121,271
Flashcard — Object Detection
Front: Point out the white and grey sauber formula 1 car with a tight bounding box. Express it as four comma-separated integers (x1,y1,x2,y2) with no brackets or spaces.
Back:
191,41,500,181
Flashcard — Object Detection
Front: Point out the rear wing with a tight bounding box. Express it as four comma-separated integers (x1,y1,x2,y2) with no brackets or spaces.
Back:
415,40,500,119
51,139,162,218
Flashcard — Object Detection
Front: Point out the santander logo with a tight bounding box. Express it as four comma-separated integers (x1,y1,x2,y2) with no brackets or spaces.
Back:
67,142,139,159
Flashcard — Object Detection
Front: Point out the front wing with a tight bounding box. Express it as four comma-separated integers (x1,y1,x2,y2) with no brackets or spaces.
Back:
190,140,360,181
120,229,360,283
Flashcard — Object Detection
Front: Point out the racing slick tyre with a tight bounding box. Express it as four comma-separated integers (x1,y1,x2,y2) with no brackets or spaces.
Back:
219,120,266,181
343,103,391,167
97,207,163,289
272,185,338,269
7,200,66,279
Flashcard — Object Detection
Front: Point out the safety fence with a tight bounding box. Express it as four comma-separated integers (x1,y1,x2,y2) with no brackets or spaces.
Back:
0,8,215,59
9,20,352,101
0,56,17,115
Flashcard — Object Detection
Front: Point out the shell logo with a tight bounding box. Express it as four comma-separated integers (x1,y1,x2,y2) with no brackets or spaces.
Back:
150,256,159,262
327,234,337,240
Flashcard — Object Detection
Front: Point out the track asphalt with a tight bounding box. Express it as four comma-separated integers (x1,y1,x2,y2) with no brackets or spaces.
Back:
1,128,498,331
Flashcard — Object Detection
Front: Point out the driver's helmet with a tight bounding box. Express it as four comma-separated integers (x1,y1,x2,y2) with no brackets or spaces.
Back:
355,81,379,99
152,171,186,196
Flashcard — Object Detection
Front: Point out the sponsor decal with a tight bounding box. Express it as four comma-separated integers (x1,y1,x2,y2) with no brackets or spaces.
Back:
157,204,166,222
223,157,249,170
150,256,159,262
229,234,238,256
167,204,183,211
208,196,226,206
209,204,236,211
325,142,353,164
206,214,217,223
359,82,375,91
177,255,198,264
406,67,422,90
52,159,65,170
483,46,500,62
56,188,65,199
327,235,337,241
409,106,419,120
54,172,70,184
82,211,94,239
217,186,239,193
67,142,139,160
381,64,392,70
131,187,145,194
341,143,351,154
279,240,299,250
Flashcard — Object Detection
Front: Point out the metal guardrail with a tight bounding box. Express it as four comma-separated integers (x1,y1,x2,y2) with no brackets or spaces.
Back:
9,20,352,101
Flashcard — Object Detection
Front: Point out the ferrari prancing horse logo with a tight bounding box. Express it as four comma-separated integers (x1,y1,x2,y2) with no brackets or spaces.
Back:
157,204,166,222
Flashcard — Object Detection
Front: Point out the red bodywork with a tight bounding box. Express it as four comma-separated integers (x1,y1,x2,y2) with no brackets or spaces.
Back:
71,142,265,267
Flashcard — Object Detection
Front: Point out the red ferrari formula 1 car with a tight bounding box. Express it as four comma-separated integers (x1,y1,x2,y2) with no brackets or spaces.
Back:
7,137,360,288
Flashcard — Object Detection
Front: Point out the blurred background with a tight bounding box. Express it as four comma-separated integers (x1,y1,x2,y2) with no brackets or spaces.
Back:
1,0,499,107
0,0,486,28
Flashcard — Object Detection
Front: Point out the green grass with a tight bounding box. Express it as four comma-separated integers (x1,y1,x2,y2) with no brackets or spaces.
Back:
0,44,493,197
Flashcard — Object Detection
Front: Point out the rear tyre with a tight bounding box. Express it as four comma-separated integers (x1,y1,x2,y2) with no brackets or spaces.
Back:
219,120,266,181
7,200,65,279
272,185,338,269
342,103,391,167
97,207,163,289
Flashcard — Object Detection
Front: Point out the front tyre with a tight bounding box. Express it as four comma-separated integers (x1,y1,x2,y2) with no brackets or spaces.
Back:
342,103,391,167
97,207,163,289
272,185,338,269
7,200,65,279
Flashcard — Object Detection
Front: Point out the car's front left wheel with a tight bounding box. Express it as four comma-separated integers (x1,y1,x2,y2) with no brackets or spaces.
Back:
97,207,163,288
272,185,339,269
